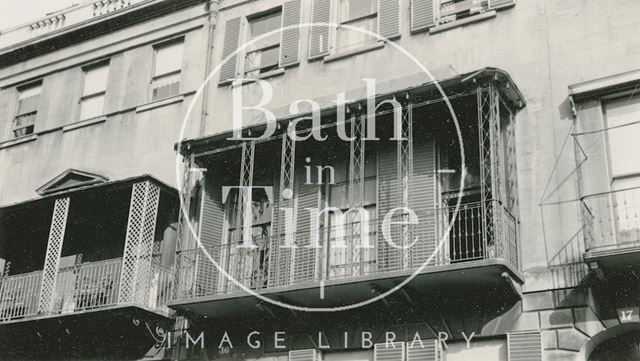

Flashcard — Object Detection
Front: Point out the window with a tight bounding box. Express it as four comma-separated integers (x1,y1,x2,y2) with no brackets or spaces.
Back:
323,150,377,279
438,0,489,24
244,10,282,77
79,62,109,120
336,0,378,51
13,82,42,138
605,95,640,243
152,39,184,101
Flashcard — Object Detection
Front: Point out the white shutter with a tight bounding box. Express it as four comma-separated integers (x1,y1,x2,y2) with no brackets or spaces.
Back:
507,332,543,361
490,0,515,10
289,349,318,361
219,17,241,83
406,339,439,361
410,0,435,33
378,0,401,40
374,342,405,361
309,0,330,59
280,0,302,67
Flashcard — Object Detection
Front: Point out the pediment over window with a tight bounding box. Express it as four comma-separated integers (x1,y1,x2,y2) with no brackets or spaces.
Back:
36,169,109,196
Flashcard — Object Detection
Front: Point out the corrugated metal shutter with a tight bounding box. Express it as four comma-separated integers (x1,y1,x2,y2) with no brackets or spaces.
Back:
198,172,225,295
490,0,515,10
289,349,318,361
410,137,437,267
377,141,402,272
374,342,405,361
309,0,330,59
507,332,543,361
219,17,241,84
406,339,439,361
292,163,319,283
378,0,401,40
280,0,302,68
410,0,435,33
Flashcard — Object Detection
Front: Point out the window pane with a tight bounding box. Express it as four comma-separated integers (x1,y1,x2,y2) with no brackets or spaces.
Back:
152,72,181,101
83,64,109,96
17,83,42,115
336,16,377,50
339,0,377,22
79,94,105,120
154,41,184,76
250,12,282,38
606,96,640,177
261,46,280,68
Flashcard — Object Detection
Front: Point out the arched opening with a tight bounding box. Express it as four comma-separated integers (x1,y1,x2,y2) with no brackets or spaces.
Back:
586,324,640,361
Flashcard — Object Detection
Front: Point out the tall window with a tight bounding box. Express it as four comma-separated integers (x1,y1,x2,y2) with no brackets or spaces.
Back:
152,39,184,101
244,10,282,77
323,150,377,279
336,0,377,51
13,82,42,138
79,62,109,120
605,95,640,243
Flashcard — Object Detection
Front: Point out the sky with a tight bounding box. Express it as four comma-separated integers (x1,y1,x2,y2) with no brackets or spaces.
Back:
0,0,77,29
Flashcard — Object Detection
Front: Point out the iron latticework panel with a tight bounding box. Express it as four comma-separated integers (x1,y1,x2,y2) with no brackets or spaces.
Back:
398,100,413,269
270,134,296,287
38,197,70,314
118,181,160,305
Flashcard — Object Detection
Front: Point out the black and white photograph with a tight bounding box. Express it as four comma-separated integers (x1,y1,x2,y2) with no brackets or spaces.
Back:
0,0,638,360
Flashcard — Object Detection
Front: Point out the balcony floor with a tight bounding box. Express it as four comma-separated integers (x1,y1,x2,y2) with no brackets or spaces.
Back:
585,241,640,272
170,258,523,319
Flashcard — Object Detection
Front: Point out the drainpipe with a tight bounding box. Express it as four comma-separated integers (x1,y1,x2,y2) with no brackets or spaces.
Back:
199,0,221,137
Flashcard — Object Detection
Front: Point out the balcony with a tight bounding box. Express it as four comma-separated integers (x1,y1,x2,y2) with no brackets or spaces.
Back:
0,258,173,323
582,186,640,272
175,200,518,305
170,69,526,319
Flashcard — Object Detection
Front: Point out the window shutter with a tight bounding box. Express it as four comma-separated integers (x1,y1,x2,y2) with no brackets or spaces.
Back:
198,172,225,294
378,0,401,40
507,332,542,361
293,164,319,283
309,0,330,60
410,137,437,266
407,339,439,361
280,0,302,68
289,349,318,361
410,0,435,33
374,342,405,361
219,17,241,84
490,0,515,10
377,140,402,272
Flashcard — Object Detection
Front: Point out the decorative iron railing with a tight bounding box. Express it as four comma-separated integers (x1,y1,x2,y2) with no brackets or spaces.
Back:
0,271,41,321
174,200,518,299
582,186,640,250
0,257,175,323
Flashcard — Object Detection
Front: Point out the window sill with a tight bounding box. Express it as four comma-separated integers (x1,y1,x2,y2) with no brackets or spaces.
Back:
136,93,185,113
323,41,385,63
62,116,107,132
429,10,497,35
229,68,287,87
0,133,37,150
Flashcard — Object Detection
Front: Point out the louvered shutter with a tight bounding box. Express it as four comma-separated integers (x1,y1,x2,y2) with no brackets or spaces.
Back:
309,0,330,59
292,162,319,283
410,137,437,266
410,0,435,33
406,339,439,361
490,0,515,10
280,0,302,67
374,342,405,361
197,171,225,295
377,140,403,272
507,332,543,361
378,0,401,40
219,17,241,84
289,349,318,361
